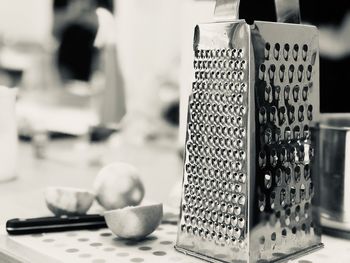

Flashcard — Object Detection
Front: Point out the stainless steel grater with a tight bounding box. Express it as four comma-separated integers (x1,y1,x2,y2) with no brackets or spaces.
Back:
175,0,322,262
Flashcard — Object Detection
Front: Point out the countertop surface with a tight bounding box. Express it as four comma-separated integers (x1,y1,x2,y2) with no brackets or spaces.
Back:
0,137,183,226
1,138,350,262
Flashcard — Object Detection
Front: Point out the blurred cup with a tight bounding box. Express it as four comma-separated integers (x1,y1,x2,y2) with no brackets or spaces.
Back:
0,86,18,182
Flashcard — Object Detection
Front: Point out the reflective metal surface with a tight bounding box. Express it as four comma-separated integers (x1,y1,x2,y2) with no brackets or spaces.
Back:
176,0,322,262
249,20,321,262
315,124,350,237
176,21,251,262
274,0,300,24
214,0,240,20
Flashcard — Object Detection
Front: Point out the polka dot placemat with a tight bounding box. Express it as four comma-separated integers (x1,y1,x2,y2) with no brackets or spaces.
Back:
7,223,350,263
8,224,201,263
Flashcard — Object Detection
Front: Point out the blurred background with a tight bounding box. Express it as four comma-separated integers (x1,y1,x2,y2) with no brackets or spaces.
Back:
0,0,349,149
0,0,349,218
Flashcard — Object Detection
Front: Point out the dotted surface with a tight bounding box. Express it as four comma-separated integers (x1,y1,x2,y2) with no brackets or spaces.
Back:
8,224,203,263
6,222,350,263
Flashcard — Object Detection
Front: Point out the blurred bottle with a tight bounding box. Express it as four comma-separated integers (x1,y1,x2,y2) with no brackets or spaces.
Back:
0,86,18,182
53,0,126,128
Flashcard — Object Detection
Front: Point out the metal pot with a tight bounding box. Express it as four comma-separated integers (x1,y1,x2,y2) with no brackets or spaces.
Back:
314,122,350,238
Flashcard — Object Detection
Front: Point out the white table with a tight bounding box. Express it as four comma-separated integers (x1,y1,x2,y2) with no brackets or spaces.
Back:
0,140,350,262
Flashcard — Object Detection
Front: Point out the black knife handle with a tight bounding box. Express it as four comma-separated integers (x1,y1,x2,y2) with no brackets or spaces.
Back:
6,214,107,235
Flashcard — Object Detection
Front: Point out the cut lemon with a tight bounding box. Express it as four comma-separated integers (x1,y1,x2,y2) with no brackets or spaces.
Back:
45,187,95,216
104,203,163,240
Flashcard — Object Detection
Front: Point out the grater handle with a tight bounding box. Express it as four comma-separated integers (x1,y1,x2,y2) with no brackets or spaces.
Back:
214,0,240,20
214,0,300,24
274,0,300,24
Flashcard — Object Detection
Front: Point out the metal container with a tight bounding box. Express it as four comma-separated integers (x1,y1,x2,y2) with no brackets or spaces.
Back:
315,123,350,238
175,0,323,262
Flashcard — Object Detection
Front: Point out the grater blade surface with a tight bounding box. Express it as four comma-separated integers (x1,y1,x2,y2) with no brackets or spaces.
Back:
249,21,321,262
176,21,251,262
176,2,322,262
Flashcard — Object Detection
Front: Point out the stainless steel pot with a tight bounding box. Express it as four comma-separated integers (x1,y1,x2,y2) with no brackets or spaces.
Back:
315,122,350,238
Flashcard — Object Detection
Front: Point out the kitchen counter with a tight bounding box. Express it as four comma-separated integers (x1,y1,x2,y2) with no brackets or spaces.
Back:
0,137,183,225
1,138,350,262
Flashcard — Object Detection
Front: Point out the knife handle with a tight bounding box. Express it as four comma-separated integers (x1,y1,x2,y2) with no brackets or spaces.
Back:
6,214,107,235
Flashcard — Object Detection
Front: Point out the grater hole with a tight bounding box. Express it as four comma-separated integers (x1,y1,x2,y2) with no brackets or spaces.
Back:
283,44,290,60
259,236,265,245
264,128,272,144
285,167,292,183
276,211,281,219
258,151,267,168
288,65,295,82
271,232,276,241
288,106,295,124
259,64,266,80
264,85,272,102
284,126,291,141
307,65,313,80
270,191,276,203
270,106,277,124
292,227,297,234
303,44,308,52
280,188,287,206
274,43,280,60
279,107,287,125
269,64,276,80
307,105,313,120
270,64,276,72
282,229,287,237
293,85,300,102
293,44,299,60
284,85,290,101
294,166,301,182
302,44,308,61
293,125,301,139
302,223,307,231
275,169,282,186
302,86,308,101
303,125,310,139
270,149,278,167
290,187,296,204
279,65,286,81
279,147,287,163
298,105,304,122
284,43,290,51
265,42,271,51
259,107,267,124
275,128,281,142
305,202,310,212
264,172,272,189
274,86,281,101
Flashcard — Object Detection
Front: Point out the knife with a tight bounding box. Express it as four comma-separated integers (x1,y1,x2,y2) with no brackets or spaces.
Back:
6,213,178,235
6,214,107,235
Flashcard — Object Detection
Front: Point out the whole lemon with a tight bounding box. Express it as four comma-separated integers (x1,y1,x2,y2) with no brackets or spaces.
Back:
93,162,145,210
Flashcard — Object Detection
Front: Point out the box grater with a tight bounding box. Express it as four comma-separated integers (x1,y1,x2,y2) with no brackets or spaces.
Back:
175,0,322,262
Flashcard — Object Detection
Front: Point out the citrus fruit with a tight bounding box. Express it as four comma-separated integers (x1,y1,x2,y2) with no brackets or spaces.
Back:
93,162,145,210
45,187,95,216
104,203,163,239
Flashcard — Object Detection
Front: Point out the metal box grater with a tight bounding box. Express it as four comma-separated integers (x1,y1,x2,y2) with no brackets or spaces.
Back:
175,0,323,262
